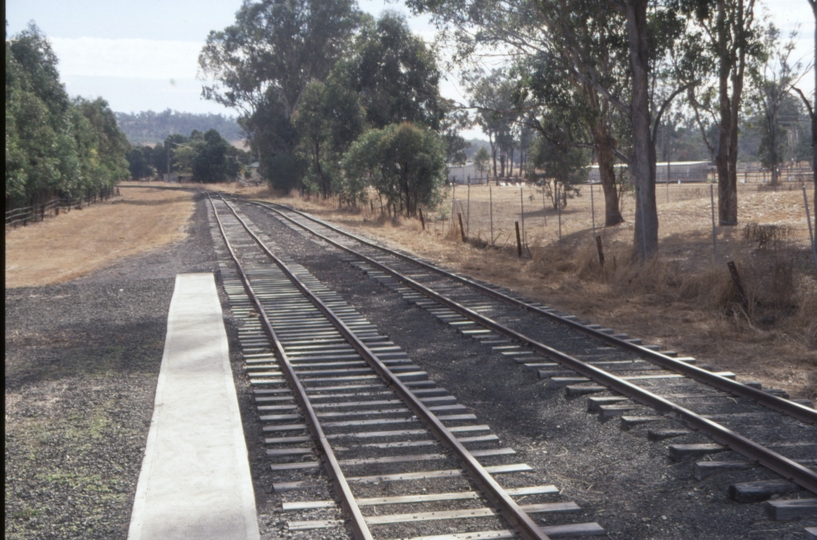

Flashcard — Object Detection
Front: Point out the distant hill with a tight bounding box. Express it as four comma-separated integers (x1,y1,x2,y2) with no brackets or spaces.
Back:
115,109,244,145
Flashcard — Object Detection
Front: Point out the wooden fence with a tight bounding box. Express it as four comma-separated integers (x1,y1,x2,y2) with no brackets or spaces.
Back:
5,188,120,231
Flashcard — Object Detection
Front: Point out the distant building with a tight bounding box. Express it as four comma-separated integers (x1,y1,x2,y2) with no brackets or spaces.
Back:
447,162,482,185
163,173,192,183
586,161,714,183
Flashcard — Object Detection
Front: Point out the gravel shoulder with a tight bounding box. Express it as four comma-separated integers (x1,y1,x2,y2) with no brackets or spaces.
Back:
4,193,221,539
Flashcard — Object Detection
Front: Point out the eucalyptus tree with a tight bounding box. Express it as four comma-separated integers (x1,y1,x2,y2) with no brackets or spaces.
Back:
6,24,129,207
519,46,629,226
474,146,491,180
411,0,688,257
342,123,447,216
792,0,817,217
190,129,240,183
440,104,471,166
199,0,361,184
71,97,130,192
529,132,591,209
674,0,762,225
469,70,517,178
293,77,366,199
749,24,805,186
344,12,445,130
6,23,77,206
126,147,154,180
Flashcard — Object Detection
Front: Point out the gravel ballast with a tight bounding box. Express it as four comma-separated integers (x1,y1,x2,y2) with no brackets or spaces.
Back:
6,192,815,539
239,201,817,540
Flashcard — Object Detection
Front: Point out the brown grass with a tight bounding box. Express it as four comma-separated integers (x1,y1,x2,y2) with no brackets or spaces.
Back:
235,182,817,401
5,184,194,287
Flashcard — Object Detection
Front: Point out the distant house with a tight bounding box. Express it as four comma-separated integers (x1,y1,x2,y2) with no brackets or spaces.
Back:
162,173,192,183
238,162,263,186
447,162,481,185
586,161,714,183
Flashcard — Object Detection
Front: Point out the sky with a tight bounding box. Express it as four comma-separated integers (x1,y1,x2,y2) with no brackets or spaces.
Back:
5,0,443,116
6,0,816,140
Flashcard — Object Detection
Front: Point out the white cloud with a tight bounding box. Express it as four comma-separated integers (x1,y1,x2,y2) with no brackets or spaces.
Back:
49,37,204,80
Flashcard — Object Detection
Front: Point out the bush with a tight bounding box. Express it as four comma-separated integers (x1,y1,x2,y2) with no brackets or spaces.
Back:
264,154,303,192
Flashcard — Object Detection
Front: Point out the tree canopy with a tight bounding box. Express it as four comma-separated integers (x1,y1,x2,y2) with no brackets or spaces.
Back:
342,123,447,215
6,23,129,207
200,4,454,211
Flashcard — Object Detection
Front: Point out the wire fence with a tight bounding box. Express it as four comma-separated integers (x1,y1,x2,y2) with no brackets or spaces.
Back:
418,178,817,272
5,187,121,232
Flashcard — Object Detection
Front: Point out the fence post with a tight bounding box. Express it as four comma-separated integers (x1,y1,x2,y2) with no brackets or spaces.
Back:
541,184,547,228
557,183,562,241
590,183,596,236
520,187,525,246
489,185,494,246
710,184,718,263
451,183,456,226
515,221,522,258
466,177,471,237
419,207,425,230
458,213,467,243
727,261,749,311
803,186,817,273
596,235,605,268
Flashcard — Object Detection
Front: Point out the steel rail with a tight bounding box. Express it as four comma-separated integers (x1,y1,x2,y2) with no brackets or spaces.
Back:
230,197,817,495
252,199,817,427
207,195,374,540
217,195,551,540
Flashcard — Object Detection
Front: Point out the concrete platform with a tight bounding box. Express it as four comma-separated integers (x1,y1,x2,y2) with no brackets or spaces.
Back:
128,273,259,540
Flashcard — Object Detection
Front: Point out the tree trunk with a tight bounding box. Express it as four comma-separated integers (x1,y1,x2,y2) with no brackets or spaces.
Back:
489,133,498,178
714,0,745,226
314,140,329,199
591,118,624,226
519,146,525,177
812,0,817,218
625,0,658,259
770,104,779,186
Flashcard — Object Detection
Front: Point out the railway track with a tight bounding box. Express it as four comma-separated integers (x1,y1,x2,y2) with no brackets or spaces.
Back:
206,195,606,539
224,196,817,517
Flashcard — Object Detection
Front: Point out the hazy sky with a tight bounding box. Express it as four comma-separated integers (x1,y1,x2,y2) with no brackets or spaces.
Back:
5,1,441,115
6,0,815,137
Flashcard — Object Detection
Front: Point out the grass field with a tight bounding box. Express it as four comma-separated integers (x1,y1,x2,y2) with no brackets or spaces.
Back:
5,185,194,288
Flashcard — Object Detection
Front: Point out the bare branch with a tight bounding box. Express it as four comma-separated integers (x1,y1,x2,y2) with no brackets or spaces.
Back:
792,86,815,118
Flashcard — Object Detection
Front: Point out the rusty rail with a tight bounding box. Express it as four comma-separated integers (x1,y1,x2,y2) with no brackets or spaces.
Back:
207,194,374,540
216,194,551,540
238,198,817,496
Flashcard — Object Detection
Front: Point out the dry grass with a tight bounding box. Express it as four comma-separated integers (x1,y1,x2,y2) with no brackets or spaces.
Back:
5,183,194,287
238,182,817,401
